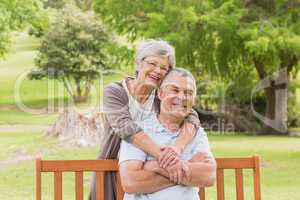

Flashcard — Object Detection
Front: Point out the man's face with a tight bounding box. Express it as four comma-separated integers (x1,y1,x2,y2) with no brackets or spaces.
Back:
158,75,196,119
137,56,170,88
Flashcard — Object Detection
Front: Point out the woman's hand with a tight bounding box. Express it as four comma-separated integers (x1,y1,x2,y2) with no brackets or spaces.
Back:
158,145,182,168
164,160,184,184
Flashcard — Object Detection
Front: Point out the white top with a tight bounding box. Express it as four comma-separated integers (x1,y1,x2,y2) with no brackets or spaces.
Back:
122,79,156,122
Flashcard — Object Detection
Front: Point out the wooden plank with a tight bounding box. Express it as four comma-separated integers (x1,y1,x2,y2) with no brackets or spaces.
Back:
54,171,62,200
253,156,261,200
116,172,125,200
199,187,205,200
96,172,104,200
217,168,225,200
75,171,83,200
216,158,254,169
36,159,41,200
41,160,118,172
235,169,244,200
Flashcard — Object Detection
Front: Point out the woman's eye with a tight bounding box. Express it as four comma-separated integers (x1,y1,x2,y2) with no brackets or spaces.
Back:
149,62,156,67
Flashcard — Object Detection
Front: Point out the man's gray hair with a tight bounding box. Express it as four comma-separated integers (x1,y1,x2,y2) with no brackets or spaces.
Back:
135,39,175,73
161,67,197,95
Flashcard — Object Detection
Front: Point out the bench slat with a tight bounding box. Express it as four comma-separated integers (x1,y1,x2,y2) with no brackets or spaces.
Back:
36,159,42,200
41,160,118,172
235,169,244,200
96,172,104,200
217,168,225,200
199,187,205,200
75,171,83,200
253,157,261,200
54,171,62,200
216,158,254,169
116,172,125,200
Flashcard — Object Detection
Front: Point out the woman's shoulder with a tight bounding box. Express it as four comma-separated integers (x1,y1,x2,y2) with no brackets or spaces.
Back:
104,79,127,97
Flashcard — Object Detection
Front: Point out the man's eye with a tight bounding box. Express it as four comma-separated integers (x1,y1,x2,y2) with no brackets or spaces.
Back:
172,88,179,93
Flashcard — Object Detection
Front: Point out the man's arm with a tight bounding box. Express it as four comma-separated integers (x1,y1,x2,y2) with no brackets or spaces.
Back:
119,160,174,194
143,153,216,187
181,153,216,187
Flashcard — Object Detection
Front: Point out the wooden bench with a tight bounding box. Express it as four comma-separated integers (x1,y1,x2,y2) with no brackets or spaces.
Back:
36,156,261,200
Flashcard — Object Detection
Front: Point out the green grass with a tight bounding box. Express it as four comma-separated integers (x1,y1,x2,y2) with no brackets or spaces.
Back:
1,32,300,200
0,131,299,200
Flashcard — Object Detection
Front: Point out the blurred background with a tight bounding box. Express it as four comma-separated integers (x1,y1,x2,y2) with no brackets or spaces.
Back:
0,0,299,199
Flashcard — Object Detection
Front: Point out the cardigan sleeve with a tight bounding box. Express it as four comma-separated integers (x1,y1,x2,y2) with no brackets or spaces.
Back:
103,83,142,142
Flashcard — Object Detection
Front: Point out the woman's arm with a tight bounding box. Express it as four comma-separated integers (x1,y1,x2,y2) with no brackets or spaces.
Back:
176,109,201,150
159,109,200,167
103,83,162,158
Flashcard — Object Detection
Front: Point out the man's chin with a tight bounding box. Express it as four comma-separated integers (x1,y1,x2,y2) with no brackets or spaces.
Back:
169,111,188,119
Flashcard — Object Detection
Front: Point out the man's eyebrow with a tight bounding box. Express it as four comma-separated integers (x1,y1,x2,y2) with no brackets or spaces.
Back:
168,84,180,89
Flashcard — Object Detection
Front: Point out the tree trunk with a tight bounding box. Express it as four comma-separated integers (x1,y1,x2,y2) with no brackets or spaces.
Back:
254,59,289,135
73,79,91,103
259,74,289,135
47,106,105,146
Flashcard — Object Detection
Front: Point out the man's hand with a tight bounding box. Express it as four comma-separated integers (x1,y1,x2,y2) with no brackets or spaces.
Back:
143,160,184,184
144,160,169,178
158,146,182,168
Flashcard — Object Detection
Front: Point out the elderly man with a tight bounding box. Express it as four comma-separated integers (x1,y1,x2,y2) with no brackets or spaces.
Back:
119,68,216,200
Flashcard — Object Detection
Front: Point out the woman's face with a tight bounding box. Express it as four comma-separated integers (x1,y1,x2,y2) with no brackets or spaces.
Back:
137,55,170,88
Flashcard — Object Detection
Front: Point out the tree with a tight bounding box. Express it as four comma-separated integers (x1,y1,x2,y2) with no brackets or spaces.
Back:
29,5,117,102
0,0,41,57
94,0,300,134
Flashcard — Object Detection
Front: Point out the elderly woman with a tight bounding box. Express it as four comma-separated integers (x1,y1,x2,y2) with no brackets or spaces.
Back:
89,39,200,200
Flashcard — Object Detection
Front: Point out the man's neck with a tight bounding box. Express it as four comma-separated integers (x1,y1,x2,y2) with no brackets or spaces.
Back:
128,79,154,104
158,112,184,133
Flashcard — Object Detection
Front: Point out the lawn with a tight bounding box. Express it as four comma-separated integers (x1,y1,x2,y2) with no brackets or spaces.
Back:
1,33,299,200
0,129,299,200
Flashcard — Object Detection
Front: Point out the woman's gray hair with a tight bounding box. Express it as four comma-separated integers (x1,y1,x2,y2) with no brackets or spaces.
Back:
160,67,197,95
135,39,175,73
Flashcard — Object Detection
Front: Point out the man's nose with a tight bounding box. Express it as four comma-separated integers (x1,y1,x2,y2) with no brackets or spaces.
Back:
178,91,187,100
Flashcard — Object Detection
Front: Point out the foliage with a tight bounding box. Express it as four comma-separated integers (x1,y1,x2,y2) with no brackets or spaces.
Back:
0,0,42,57
94,0,300,133
28,5,120,102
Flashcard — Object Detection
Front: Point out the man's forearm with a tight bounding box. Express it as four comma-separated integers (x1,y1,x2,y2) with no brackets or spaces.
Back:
131,132,161,158
182,161,216,187
124,169,174,194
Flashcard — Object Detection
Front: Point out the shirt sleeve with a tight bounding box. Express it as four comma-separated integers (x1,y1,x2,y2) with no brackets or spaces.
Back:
184,108,201,130
103,83,143,142
191,128,213,157
118,140,147,165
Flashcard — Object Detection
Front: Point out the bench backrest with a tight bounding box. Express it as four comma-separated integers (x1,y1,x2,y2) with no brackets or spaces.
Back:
199,156,261,200
36,156,261,200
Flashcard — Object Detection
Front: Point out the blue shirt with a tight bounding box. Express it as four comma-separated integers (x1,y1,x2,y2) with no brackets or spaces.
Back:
119,114,213,200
